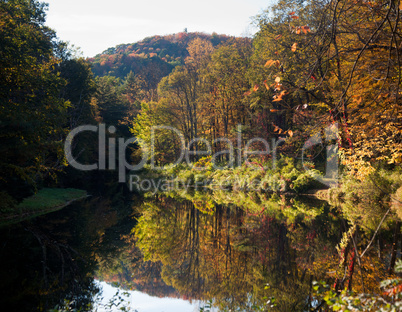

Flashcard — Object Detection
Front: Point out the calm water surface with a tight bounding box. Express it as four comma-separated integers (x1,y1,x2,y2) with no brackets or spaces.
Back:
0,191,389,311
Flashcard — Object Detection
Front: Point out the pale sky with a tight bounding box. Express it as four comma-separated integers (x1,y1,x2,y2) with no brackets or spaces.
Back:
43,0,271,57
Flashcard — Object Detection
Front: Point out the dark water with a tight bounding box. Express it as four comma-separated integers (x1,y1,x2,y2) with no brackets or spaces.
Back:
0,191,391,311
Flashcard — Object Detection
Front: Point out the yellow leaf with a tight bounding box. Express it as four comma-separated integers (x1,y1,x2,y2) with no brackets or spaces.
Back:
288,130,293,137
275,76,281,83
291,42,298,52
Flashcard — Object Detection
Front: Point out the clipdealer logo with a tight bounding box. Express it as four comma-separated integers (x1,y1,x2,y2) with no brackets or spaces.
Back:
64,123,338,188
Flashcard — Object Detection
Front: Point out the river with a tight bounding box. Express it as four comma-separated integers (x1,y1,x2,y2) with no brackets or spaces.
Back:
0,189,392,311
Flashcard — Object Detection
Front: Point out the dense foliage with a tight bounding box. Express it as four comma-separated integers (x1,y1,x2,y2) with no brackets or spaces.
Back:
2,0,402,310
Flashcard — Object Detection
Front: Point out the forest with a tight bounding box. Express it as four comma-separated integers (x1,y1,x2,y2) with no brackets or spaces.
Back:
2,0,402,311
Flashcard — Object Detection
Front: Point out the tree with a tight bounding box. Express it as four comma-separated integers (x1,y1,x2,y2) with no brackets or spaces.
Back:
0,0,69,200
201,40,251,159
252,0,402,177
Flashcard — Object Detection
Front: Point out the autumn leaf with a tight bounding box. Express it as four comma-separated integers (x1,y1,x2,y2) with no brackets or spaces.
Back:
275,76,281,83
275,84,284,91
291,42,297,52
272,124,283,134
288,130,294,137
301,26,311,34
270,109,279,112
274,34,282,40
291,15,299,19
253,84,259,91
263,81,270,90
244,90,252,96
289,11,295,15
273,91,286,102
296,28,301,35
265,59,281,68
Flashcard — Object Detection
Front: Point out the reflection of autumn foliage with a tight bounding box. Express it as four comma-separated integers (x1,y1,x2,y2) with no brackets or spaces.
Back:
130,194,338,310
117,191,399,311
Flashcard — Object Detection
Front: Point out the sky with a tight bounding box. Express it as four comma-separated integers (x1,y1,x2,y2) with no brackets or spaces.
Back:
43,0,271,57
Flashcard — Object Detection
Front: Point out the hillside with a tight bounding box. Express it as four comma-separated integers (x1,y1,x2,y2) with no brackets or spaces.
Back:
88,32,232,81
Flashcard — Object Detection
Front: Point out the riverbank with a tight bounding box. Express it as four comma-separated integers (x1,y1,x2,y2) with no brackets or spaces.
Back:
0,188,88,226
131,157,328,194
132,158,402,230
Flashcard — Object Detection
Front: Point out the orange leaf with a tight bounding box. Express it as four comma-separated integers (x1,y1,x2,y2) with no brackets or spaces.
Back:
288,130,293,137
274,34,282,40
253,84,259,91
244,90,252,96
263,81,270,90
296,28,301,35
291,42,297,52
266,59,281,68
275,84,284,91
301,26,311,34
291,15,299,19
289,11,295,15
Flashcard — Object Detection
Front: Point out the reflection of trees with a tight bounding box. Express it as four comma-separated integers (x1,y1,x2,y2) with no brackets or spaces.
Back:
133,194,340,311
0,201,101,311
79,190,396,311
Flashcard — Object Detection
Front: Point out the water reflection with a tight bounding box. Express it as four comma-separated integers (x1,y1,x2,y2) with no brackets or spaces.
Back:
0,200,101,311
126,192,341,312
0,190,394,311
95,281,201,312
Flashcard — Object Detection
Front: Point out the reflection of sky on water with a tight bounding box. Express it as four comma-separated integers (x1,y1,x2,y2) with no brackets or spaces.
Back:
95,281,202,312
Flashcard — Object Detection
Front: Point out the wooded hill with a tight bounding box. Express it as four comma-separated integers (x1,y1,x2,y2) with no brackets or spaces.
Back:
88,32,233,79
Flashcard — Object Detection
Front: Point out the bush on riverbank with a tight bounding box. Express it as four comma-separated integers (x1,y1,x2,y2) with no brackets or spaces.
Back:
151,156,326,194
323,168,402,231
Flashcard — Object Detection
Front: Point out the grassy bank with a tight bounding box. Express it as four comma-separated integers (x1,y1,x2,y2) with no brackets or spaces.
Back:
0,188,88,226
